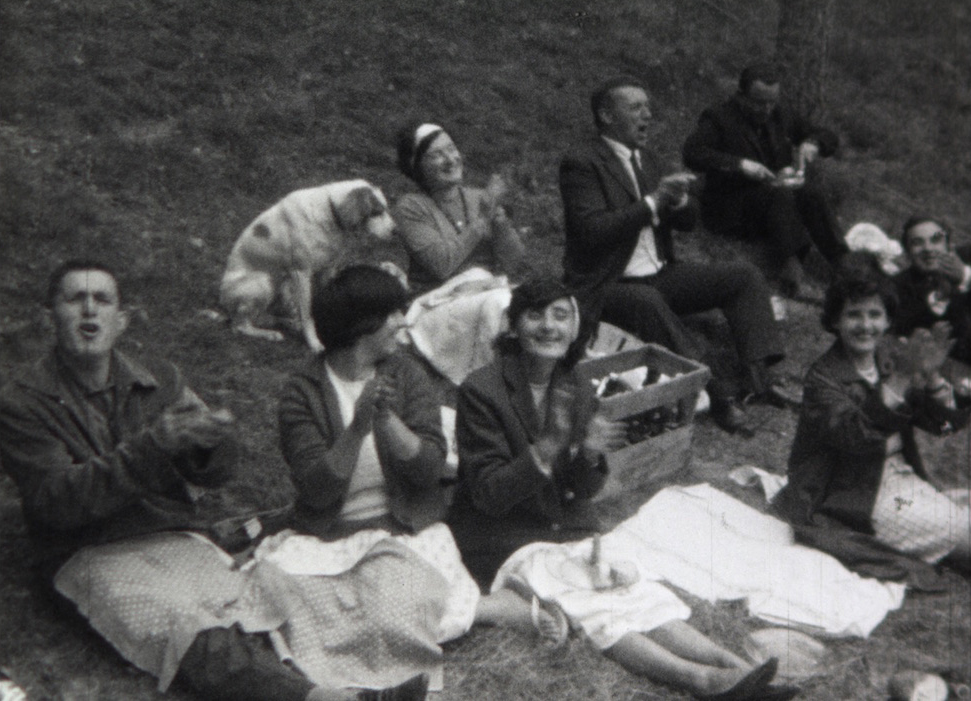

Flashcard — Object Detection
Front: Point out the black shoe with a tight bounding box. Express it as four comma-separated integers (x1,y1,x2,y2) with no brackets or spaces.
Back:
756,685,801,700
357,673,429,701
710,397,750,435
698,658,779,699
746,377,803,408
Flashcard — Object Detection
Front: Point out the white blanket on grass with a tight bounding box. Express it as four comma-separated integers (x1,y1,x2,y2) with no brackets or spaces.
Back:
495,484,906,643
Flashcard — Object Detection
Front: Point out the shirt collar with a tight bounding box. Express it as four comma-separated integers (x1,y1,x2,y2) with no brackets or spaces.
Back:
600,134,636,163
18,348,159,398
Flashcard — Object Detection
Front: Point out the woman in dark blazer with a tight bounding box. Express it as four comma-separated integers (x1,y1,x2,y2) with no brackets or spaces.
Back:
449,277,791,700
775,254,970,565
447,278,624,585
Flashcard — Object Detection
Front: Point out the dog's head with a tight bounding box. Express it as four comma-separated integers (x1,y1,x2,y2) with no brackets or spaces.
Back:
332,184,396,241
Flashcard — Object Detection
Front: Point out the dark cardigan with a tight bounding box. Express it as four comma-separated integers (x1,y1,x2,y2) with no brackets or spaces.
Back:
278,351,448,537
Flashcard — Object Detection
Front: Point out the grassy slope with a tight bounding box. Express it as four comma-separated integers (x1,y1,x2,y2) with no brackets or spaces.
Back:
1,0,969,698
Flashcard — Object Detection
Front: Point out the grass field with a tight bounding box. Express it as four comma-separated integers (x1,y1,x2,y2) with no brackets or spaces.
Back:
1,0,969,698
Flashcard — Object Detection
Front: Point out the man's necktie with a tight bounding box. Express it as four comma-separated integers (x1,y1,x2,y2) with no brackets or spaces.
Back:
628,150,666,266
630,151,651,197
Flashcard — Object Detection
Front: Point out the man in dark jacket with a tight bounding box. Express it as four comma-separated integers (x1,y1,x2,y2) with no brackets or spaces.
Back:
893,215,971,366
0,260,426,701
561,76,793,432
683,62,846,296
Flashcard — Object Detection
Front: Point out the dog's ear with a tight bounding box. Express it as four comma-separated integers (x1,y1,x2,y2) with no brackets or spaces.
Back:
333,186,384,231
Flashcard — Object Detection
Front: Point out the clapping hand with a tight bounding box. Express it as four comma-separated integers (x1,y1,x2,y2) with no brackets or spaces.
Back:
889,324,955,392
583,399,628,455
350,373,398,432
653,172,696,209
797,141,819,168
936,252,968,285
534,385,576,465
480,172,510,224
155,394,235,453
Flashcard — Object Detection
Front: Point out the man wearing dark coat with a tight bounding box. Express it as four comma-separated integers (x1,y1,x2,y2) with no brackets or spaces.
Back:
683,62,847,296
560,76,793,433
893,215,971,365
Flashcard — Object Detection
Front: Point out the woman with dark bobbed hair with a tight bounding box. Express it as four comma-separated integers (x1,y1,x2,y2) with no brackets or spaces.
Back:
280,264,448,537
775,252,970,566
277,265,571,663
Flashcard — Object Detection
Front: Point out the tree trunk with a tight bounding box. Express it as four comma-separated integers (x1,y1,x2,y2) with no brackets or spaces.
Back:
775,0,834,119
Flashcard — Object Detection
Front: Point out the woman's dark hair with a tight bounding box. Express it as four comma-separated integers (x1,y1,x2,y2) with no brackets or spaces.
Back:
820,252,898,334
901,214,949,250
395,120,448,188
311,265,408,351
497,277,586,367
46,259,122,308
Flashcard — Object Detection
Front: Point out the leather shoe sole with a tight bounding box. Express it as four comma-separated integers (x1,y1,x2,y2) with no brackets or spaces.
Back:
710,399,752,436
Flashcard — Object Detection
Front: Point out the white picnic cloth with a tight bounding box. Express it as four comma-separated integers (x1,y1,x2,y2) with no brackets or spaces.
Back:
495,484,906,643
493,539,691,649
610,484,906,637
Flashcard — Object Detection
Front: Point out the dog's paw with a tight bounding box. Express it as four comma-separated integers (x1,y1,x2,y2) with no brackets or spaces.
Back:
197,308,228,323
233,324,285,342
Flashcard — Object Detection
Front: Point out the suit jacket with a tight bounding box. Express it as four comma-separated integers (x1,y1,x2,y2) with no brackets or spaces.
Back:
279,351,448,536
560,137,697,299
774,341,968,534
682,96,838,211
452,349,607,527
893,245,971,364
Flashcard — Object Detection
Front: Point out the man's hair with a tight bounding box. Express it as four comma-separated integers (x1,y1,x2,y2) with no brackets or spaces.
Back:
738,62,782,94
820,252,898,334
901,214,950,250
311,265,408,351
590,75,647,129
45,259,121,308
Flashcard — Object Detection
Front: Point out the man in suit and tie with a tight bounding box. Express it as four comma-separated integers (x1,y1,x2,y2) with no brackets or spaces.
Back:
683,62,846,297
560,76,793,432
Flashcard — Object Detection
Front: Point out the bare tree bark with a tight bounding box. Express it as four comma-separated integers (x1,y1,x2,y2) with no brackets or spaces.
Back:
775,0,834,119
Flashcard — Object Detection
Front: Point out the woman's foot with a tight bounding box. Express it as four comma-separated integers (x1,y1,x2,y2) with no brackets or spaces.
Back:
697,658,778,699
479,580,569,647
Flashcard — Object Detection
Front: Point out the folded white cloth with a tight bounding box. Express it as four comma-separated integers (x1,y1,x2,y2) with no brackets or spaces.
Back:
405,268,512,386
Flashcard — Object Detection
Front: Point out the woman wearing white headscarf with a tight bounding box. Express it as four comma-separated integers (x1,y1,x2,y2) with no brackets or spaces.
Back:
449,278,792,701
448,278,623,583
393,121,525,291
391,122,526,386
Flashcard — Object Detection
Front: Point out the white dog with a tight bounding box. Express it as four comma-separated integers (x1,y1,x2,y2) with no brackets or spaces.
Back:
220,180,398,352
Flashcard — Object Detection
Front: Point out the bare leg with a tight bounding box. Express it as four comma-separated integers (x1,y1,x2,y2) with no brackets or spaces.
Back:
646,620,751,669
474,587,539,633
605,632,754,697
305,688,356,701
